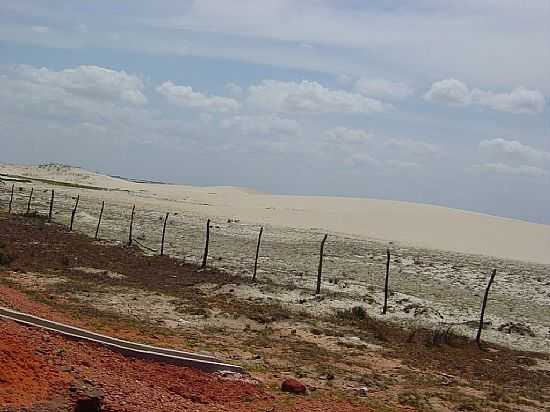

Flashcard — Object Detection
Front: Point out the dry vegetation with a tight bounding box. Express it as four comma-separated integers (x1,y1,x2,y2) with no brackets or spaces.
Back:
1,212,549,411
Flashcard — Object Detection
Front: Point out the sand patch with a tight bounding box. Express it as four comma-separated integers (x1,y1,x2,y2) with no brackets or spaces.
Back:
71,266,127,280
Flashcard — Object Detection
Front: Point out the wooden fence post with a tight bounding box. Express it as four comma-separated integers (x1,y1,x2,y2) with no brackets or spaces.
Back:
382,248,391,315
8,184,14,214
26,187,33,215
48,190,54,223
95,201,104,240
316,234,328,295
160,212,169,256
476,269,497,348
69,195,79,231
201,219,211,269
128,204,135,246
252,226,263,281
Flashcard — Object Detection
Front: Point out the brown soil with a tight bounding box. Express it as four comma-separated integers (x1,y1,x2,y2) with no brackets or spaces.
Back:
0,295,371,411
1,213,549,411
0,215,372,411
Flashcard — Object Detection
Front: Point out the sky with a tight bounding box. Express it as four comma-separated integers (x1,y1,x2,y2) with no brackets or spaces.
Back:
0,1,549,224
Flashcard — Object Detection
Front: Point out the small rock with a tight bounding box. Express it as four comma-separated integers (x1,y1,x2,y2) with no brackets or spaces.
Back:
74,390,102,412
319,372,335,380
356,386,369,397
281,378,307,394
498,322,535,337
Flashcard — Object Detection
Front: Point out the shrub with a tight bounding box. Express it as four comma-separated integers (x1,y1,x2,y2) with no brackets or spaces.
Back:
336,306,367,321
0,250,13,266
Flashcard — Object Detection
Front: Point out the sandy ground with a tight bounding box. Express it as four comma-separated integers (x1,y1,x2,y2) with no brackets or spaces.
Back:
2,163,550,264
1,163,549,353
1,220,549,412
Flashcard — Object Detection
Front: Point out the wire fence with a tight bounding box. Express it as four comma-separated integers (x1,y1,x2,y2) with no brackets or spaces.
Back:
1,179,549,348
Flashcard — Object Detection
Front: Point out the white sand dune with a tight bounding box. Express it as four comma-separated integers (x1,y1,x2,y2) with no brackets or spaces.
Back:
2,163,550,264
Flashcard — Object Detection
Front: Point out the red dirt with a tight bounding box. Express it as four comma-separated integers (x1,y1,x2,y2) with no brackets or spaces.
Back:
0,284,79,324
4,215,547,410
0,316,266,411
0,285,371,411
0,324,71,408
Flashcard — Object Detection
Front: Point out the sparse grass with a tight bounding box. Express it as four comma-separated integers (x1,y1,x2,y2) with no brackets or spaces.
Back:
397,390,433,411
335,306,367,321
0,173,111,191
2,215,550,412
406,323,466,347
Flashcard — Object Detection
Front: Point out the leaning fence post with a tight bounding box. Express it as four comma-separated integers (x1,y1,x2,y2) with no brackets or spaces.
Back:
95,201,104,240
8,184,14,214
476,268,497,348
160,212,169,256
48,190,54,223
316,234,328,295
26,187,33,215
382,248,391,315
69,195,79,231
201,219,211,269
128,204,135,246
252,226,263,281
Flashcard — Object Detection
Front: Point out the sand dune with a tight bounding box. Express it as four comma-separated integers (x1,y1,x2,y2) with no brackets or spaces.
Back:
2,163,550,264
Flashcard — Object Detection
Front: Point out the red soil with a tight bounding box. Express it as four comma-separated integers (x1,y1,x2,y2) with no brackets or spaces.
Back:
0,326,71,408
0,286,370,411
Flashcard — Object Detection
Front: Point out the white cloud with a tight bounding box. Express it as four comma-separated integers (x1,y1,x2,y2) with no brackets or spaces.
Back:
424,79,471,105
157,81,240,113
324,127,371,144
225,82,243,97
317,127,375,166
336,74,354,86
479,138,550,165
473,163,548,177
0,65,151,128
471,87,545,114
385,160,421,170
425,79,545,114
0,64,211,153
4,1,550,95
246,80,389,114
347,152,378,166
16,64,147,106
355,78,413,100
385,138,440,161
221,114,300,137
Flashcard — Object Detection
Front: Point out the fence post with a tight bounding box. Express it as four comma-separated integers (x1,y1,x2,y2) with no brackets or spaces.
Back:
128,204,135,246
252,226,263,281
69,195,79,231
382,248,391,315
201,219,210,269
316,234,328,295
95,201,104,240
26,187,33,215
48,190,54,223
160,212,169,256
8,184,14,214
476,269,497,348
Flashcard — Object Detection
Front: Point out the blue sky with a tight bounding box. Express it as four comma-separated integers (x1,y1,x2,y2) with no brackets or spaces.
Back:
0,1,549,223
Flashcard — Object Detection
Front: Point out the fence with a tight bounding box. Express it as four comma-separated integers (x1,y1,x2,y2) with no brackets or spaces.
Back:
1,180,535,348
